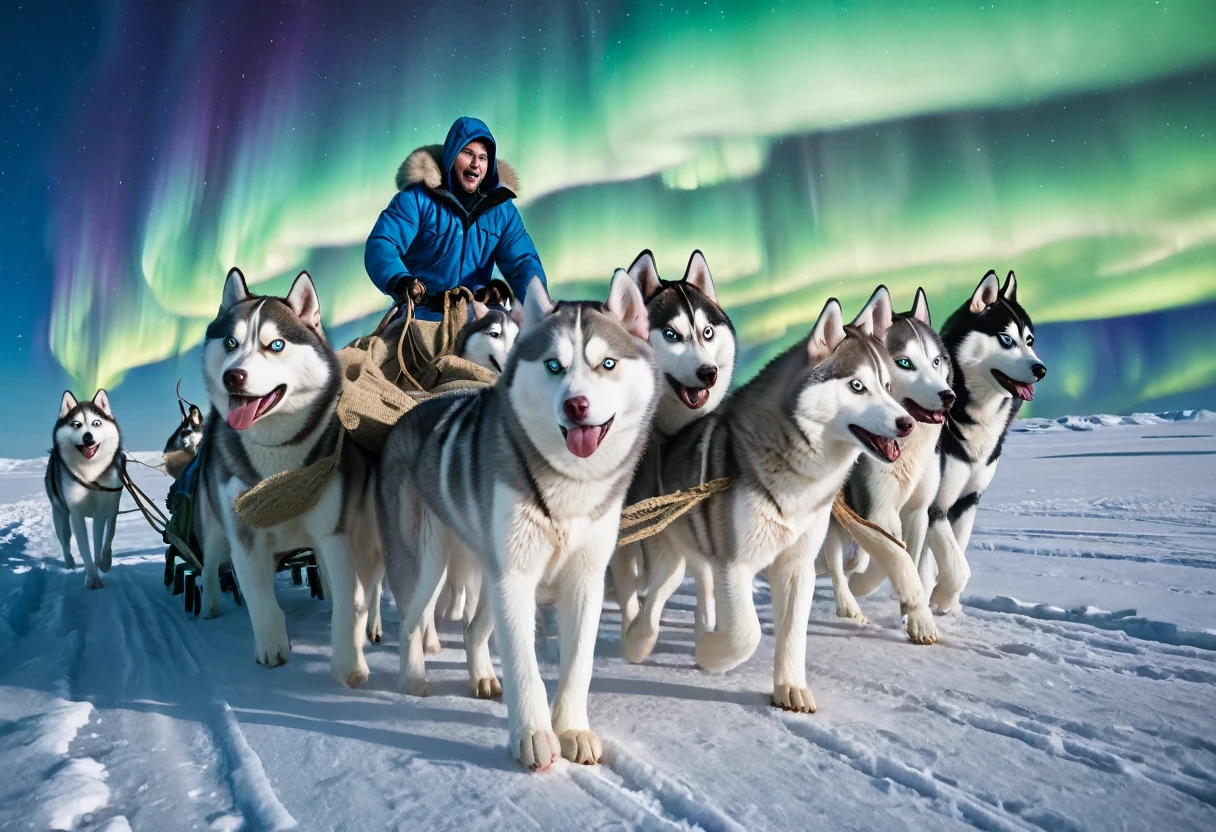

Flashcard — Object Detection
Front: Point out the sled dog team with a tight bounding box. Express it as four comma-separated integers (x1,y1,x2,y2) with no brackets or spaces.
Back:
47,257,1046,770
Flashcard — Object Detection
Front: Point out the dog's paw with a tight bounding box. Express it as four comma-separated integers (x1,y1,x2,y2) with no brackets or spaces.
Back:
343,667,370,688
513,727,561,772
84,573,104,590
62,556,76,570
99,549,113,573
905,606,938,644
200,601,221,621
929,585,962,615
366,619,382,644
470,676,502,699
772,684,817,713
559,729,603,766
423,632,442,656
406,677,432,698
834,595,869,627
253,629,291,668
333,654,370,688
620,620,658,664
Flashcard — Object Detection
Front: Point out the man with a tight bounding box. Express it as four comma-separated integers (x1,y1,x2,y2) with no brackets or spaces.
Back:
365,116,546,318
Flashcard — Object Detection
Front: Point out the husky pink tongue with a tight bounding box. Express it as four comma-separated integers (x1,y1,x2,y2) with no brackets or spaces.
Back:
1014,382,1035,401
228,397,266,431
565,425,602,458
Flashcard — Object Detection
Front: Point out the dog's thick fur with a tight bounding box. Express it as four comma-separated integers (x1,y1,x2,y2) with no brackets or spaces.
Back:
378,273,658,770
46,390,123,589
816,288,953,643
196,268,383,686
611,249,737,644
619,288,914,712
921,270,1046,612
163,398,203,480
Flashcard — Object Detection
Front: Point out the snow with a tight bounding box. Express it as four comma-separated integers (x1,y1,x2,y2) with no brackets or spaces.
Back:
1,420,1214,830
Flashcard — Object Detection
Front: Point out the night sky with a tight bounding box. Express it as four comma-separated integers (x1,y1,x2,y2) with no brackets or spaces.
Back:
3,1,1215,457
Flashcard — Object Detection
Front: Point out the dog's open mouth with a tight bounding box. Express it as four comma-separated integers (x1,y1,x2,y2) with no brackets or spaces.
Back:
560,417,614,459
902,398,944,424
227,385,286,431
991,369,1036,401
850,425,901,463
666,375,710,409
77,443,98,460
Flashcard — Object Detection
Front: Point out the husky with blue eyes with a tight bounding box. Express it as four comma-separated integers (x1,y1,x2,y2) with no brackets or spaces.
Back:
196,268,384,688
378,273,659,771
920,270,1046,612
816,288,953,644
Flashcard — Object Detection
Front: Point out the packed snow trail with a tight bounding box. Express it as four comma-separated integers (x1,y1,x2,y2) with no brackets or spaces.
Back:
1,421,1214,830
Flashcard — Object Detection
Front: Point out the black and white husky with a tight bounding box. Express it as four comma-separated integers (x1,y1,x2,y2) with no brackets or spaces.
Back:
378,274,659,770
456,297,521,375
162,385,204,480
816,289,953,644
611,249,737,650
45,390,124,589
197,268,383,687
922,270,1046,612
621,288,913,712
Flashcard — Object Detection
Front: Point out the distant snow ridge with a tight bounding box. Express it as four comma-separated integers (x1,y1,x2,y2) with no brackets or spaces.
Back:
1014,409,1216,433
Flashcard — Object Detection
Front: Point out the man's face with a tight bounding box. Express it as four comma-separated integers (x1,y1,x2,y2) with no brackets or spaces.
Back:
452,140,489,193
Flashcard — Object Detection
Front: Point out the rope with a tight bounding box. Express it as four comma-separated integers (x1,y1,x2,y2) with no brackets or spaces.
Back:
117,457,205,570
617,477,731,547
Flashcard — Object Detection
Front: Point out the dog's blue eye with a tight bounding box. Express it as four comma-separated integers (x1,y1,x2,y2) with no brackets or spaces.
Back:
663,328,678,342
703,326,714,341
849,379,866,394
544,359,562,375
933,357,941,367
895,357,914,370
602,358,617,371
269,339,285,352
224,336,238,351
998,333,1015,348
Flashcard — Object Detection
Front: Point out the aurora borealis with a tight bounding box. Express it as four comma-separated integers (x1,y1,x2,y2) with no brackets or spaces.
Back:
4,0,1216,455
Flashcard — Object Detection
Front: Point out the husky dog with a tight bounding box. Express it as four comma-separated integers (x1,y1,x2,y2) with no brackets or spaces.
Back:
163,383,204,479
621,288,913,712
920,270,1045,612
197,268,383,686
46,390,124,589
816,288,953,644
611,249,737,646
378,273,659,770
456,295,522,374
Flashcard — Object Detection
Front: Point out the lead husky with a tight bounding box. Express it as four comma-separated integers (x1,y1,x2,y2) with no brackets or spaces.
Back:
611,249,737,647
378,273,659,770
46,390,124,589
920,270,1045,612
620,288,913,712
197,268,383,686
816,289,953,643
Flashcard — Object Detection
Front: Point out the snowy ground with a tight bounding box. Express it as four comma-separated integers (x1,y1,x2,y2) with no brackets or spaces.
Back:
1,417,1214,831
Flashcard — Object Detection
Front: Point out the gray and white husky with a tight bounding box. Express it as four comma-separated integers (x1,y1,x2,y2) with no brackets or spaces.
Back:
611,249,737,649
620,287,913,712
46,390,124,589
456,294,522,375
163,384,204,479
920,270,1046,612
196,268,384,686
816,288,953,644
378,273,659,770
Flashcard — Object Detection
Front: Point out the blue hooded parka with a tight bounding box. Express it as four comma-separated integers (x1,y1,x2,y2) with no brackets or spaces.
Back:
364,117,546,318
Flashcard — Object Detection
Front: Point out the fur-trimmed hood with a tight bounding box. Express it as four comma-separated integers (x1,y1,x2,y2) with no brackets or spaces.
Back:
396,144,519,194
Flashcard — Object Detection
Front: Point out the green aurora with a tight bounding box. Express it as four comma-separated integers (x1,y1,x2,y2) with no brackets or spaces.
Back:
47,1,1216,417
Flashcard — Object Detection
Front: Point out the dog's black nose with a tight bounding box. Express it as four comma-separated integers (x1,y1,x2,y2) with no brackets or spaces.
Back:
895,416,914,437
939,390,956,409
1031,363,1047,380
81,432,94,445
696,365,718,387
563,396,589,423
223,369,248,393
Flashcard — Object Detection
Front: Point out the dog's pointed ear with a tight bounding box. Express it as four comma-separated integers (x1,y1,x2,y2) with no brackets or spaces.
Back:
522,277,554,332
911,287,931,327
852,285,893,339
59,390,78,419
1001,270,1018,303
91,389,113,419
807,298,846,363
970,270,1001,313
189,405,203,427
683,250,717,303
627,250,663,302
221,267,250,313
472,300,489,320
607,269,650,341
286,271,323,333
